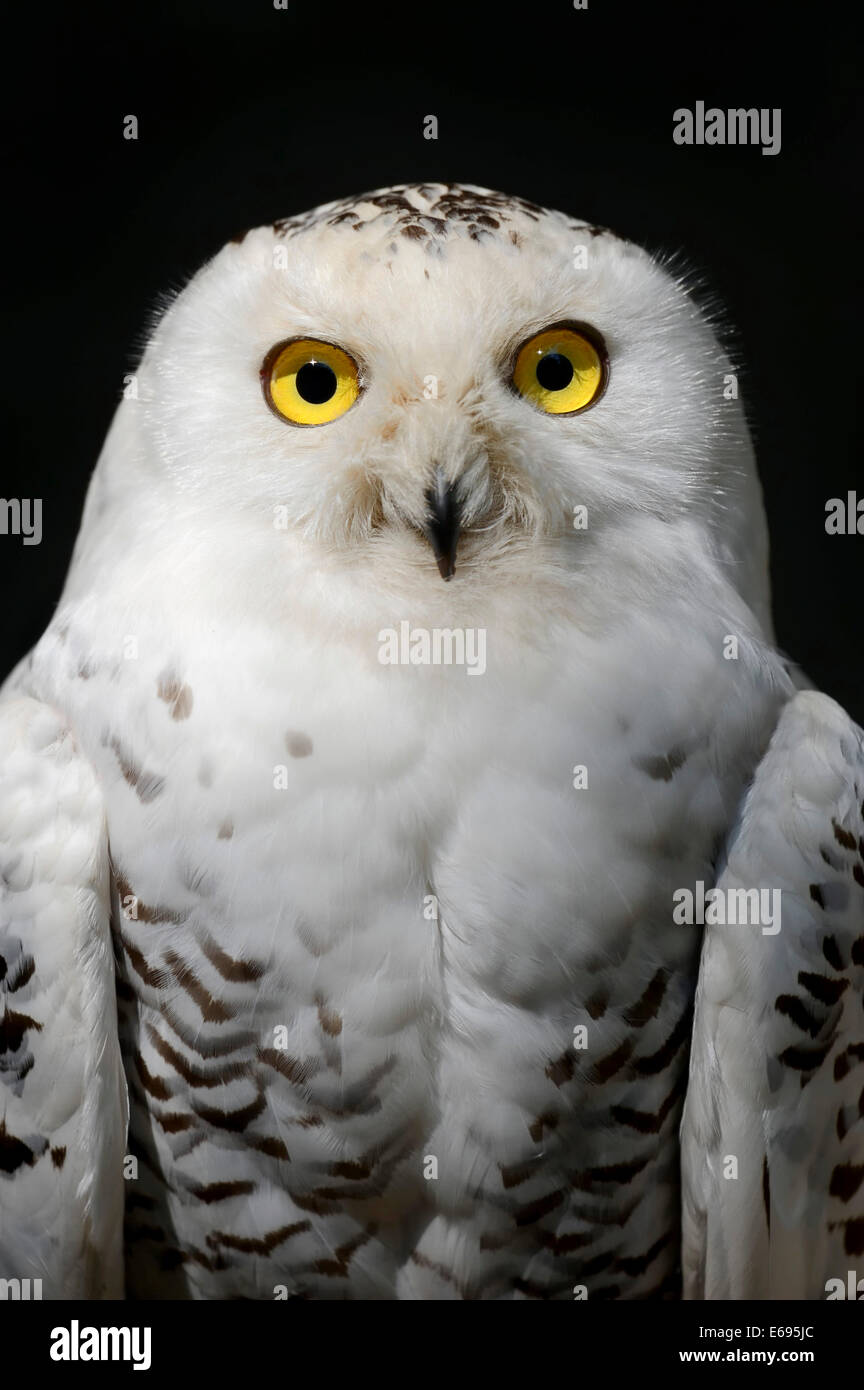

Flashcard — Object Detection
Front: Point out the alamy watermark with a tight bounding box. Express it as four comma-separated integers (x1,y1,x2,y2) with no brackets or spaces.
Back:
673,880,781,935
378,622,486,676
673,103,781,157
1,497,42,545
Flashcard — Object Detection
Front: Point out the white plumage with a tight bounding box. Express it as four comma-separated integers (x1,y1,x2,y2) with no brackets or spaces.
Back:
0,184,860,1300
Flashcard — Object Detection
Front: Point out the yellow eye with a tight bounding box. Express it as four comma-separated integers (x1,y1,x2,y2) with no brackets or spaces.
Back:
262,337,361,426
512,323,607,416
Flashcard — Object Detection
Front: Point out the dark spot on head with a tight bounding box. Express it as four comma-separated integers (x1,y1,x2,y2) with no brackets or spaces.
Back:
633,747,687,782
286,731,313,758
217,820,234,840
51,1145,67,1169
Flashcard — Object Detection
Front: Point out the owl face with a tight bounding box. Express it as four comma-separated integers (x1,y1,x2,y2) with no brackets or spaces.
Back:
136,185,749,596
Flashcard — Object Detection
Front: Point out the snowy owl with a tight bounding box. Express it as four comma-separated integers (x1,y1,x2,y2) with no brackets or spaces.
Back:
1,184,861,1302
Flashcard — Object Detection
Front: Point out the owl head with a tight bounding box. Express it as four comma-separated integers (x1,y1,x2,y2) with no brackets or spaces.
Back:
93,184,770,628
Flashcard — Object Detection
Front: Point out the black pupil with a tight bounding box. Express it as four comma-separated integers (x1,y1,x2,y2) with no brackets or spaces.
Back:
536,351,573,392
296,360,338,404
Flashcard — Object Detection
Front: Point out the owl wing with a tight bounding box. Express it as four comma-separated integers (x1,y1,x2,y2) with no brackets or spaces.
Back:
680,690,864,1299
0,696,127,1298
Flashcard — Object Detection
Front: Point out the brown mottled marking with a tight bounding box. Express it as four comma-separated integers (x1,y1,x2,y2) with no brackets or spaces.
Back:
110,737,165,802
257,1046,320,1086
160,1006,254,1059
200,936,264,984
329,1159,372,1180
164,950,234,1022
513,1188,565,1227
312,1228,375,1277
775,993,823,1037
823,935,845,971
291,1192,337,1215
833,819,857,851
575,1154,652,1187
779,1038,834,1071
500,1158,540,1190
146,1025,248,1089
632,1005,692,1076
316,1000,343,1037
833,1044,864,1081
828,1217,864,1257
207,1220,311,1255
632,747,687,782
539,1229,595,1256
190,1179,257,1204
798,971,848,1006
479,1230,512,1251
252,1136,291,1159
380,419,399,440
622,969,669,1027
588,1038,634,1084
2,952,35,992
585,989,608,1020
613,1230,670,1277
115,872,189,926
193,1092,267,1133
545,1051,574,1087
50,1146,66,1169
829,1163,864,1203
155,1110,196,1134
157,672,194,721
410,1251,472,1299
120,934,169,990
217,820,234,840
134,1052,173,1101
0,1121,45,1174
528,1111,560,1143
0,1008,42,1052
611,1074,685,1134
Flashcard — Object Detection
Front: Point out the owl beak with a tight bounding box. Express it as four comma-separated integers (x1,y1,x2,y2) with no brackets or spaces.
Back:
423,469,462,581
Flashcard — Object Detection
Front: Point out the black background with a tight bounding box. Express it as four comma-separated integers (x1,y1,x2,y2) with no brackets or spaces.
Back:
4,0,861,719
